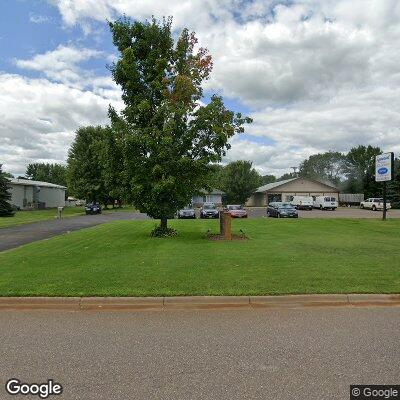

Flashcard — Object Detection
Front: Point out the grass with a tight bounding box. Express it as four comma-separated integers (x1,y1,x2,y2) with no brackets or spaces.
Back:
0,207,85,228
0,218,399,296
0,205,135,229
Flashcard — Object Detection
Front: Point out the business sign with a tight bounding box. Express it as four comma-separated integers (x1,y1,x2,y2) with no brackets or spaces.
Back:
375,152,394,182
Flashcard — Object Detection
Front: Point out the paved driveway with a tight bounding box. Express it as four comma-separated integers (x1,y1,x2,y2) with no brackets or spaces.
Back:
247,206,400,219
0,307,398,400
0,212,149,252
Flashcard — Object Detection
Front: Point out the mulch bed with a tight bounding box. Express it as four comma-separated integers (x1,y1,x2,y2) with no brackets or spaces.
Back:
206,233,248,241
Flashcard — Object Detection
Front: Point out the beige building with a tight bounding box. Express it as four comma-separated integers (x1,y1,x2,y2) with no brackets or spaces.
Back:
246,177,339,207
8,178,66,210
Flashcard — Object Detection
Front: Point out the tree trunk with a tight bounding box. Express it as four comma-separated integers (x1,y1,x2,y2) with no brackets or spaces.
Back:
160,216,168,230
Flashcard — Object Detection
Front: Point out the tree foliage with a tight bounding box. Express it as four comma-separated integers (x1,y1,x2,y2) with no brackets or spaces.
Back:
108,17,251,231
277,172,297,181
299,151,345,186
26,163,67,186
67,126,109,204
342,145,381,197
387,157,400,208
261,174,276,185
0,164,14,217
220,161,262,204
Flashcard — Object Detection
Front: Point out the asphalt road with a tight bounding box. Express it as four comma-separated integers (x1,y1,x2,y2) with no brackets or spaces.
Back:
0,212,149,252
0,307,399,400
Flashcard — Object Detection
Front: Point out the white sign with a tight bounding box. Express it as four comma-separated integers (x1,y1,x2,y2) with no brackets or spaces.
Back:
375,152,394,182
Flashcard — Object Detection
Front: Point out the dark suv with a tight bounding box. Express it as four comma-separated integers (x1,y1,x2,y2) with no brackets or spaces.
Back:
85,202,102,215
200,203,219,219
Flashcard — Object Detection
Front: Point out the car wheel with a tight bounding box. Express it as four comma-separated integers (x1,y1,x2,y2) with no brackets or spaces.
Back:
372,205,376,211
360,204,364,209
277,213,281,218
319,205,323,210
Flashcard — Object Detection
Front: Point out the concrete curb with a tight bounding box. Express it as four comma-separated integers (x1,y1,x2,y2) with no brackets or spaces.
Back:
0,294,399,311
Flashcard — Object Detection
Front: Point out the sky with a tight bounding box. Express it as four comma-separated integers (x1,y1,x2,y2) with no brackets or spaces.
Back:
1,0,400,177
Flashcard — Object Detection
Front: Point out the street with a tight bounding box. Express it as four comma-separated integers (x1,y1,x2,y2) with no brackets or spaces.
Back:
0,307,399,399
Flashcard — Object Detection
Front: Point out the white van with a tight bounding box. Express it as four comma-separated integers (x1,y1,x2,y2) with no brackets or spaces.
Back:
290,196,313,210
313,196,338,210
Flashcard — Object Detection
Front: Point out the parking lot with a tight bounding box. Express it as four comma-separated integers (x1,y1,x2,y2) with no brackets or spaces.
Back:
247,207,400,219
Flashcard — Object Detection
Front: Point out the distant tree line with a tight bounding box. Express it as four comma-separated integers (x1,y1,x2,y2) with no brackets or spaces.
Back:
12,143,399,209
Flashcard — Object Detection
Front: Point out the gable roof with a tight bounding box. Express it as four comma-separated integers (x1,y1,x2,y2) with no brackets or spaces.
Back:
256,178,298,192
8,178,66,190
256,177,338,193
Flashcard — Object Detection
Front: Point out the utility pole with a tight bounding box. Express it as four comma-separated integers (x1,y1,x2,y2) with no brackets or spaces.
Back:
291,166,298,176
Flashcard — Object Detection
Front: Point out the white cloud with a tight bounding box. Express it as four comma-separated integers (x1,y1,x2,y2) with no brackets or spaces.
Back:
29,14,51,24
15,45,103,87
0,74,122,175
4,0,400,176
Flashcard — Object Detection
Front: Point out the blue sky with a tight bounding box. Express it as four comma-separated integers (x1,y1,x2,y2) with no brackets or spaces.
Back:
1,0,399,176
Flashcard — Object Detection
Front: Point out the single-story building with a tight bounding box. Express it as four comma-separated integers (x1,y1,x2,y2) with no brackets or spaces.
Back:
192,189,224,207
7,178,66,209
246,177,340,207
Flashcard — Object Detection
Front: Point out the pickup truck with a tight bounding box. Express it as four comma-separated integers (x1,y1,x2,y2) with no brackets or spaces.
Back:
360,198,391,211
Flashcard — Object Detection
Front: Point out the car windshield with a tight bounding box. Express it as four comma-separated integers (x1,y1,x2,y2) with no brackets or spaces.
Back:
204,204,216,210
228,205,242,210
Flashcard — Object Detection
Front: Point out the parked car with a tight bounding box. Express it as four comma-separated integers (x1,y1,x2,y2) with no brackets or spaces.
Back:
200,202,219,219
313,196,338,210
290,196,313,210
360,198,391,211
177,206,196,219
267,202,299,218
85,202,102,215
226,204,248,218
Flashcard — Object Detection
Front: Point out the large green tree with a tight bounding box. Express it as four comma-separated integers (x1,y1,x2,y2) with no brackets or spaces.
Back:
0,164,14,217
220,161,262,204
26,163,67,186
387,157,400,208
108,17,251,233
299,151,345,186
342,145,382,197
67,126,111,205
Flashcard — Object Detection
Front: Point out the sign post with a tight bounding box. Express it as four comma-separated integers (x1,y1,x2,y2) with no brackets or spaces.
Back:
375,152,394,221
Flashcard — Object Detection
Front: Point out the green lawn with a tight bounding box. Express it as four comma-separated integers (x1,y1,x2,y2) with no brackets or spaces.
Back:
0,207,85,228
0,218,399,296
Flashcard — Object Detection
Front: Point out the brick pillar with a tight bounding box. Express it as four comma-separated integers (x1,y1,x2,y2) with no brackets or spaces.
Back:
220,211,232,240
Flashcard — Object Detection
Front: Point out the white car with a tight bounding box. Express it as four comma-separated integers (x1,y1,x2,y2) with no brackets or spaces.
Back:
313,196,338,210
290,196,313,210
360,198,391,211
